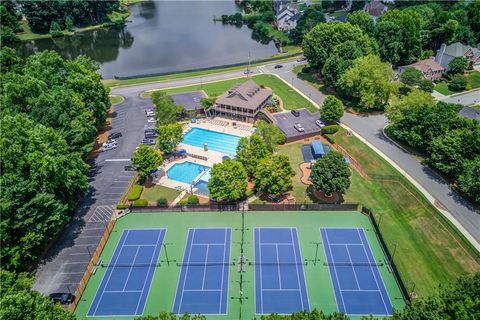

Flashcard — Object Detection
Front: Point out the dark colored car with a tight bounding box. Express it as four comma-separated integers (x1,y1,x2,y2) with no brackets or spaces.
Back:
108,132,122,140
124,165,136,171
274,64,283,69
141,138,156,145
145,132,158,138
291,110,300,117
49,293,75,304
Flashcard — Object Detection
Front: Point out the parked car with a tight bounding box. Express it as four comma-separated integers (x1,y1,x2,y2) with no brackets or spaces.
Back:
147,118,157,123
124,165,136,171
49,293,75,304
108,132,122,140
291,110,300,117
145,132,158,138
296,57,306,62
294,123,304,132
274,64,283,69
266,194,282,203
141,138,156,145
244,69,253,74
146,111,155,117
315,120,325,128
101,144,117,151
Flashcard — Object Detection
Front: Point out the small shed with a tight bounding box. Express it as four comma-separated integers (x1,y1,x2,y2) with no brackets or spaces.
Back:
311,140,326,159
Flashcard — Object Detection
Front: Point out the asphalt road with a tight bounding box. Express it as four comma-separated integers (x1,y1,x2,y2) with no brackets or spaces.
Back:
34,59,479,295
33,95,152,294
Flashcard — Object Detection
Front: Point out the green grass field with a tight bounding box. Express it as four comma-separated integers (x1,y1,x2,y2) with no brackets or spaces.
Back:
109,95,124,106
142,74,317,113
142,185,181,204
434,71,480,95
275,130,480,297
74,210,405,320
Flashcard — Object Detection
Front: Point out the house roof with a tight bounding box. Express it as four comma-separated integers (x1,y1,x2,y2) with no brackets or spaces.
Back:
402,58,445,73
215,80,272,110
435,42,480,69
459,106,480,121
364,0,387,17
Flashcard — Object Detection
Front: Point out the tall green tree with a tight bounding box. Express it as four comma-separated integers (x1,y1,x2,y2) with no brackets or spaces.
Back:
375,9,423,66
347,11,375,37
310,151,351,197
448,57,469,75
399,68,423,86
337,55,395,111
302,22,377,70
289,5,325,45
458,157,480,203
157,123,183,154
254,154,294,196
131,145,163,179
0,114,88,271
208,159,247,202
320,96,344,122
152,91,183,125
0,270,76,320
236,134,270,177
254,120,285,152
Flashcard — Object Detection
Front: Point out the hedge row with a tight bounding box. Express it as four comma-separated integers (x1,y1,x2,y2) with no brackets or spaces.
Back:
128,185,143,201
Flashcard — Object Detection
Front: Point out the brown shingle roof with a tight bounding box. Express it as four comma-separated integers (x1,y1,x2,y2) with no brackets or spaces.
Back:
403,58,445,73
215,80,272,110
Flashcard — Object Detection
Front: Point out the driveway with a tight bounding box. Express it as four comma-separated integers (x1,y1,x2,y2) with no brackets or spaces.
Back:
33,96,152,294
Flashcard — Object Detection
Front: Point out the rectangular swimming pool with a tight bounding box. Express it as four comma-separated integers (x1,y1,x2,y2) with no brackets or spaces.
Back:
182,128,241,155
167,161,210,184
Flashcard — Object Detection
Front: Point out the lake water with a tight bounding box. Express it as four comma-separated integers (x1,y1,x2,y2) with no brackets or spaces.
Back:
15,1,278,79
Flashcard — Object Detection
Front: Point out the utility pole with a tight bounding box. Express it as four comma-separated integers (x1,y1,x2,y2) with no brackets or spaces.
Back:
247,51,251,78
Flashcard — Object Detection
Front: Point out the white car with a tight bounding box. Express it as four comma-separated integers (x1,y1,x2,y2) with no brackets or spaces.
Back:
101,144,117,151
315,120,325,128
294,123,305,132
146,111,155,117
147,118,157,123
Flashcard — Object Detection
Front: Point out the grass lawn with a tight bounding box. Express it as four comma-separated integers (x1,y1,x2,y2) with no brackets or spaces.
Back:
17,20,51,41
102,50,302,88
143,74,317,112
292,65,329,95
142,185,181,204
277,131,480,296
434,71,480,95
109,95,124,106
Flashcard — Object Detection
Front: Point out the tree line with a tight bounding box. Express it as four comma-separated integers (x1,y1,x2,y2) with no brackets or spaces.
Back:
0,47,110,272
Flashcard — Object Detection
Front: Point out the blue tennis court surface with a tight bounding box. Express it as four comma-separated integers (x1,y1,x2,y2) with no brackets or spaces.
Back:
321,228,393,316
88,229,166,316
254,228,310,314
173,228,231,315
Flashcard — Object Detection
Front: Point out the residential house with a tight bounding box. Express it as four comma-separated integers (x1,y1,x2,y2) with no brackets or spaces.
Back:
364,0,388,20
273,2,300,32
398,58,445,81
435,42,480,71
206,80,273,123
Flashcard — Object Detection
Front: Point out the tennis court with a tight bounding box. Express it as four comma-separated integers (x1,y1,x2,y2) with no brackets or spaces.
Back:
88,229,166,316
172,228,231,315
321,228,393,316
75,211,405,320
254,227,310,314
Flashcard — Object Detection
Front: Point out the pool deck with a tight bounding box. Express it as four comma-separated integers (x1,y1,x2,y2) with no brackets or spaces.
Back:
157,118,254,196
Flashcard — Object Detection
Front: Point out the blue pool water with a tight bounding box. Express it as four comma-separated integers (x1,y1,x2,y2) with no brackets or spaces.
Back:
167,162,210,184
182,128,241,155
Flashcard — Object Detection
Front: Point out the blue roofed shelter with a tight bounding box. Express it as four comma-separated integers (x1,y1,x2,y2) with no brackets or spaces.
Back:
311,140,327,159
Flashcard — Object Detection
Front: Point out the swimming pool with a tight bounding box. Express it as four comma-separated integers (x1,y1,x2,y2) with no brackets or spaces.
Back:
182,128,241,155
167,162,210,184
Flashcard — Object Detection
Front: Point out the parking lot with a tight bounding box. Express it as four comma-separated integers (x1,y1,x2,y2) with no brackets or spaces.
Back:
272,108,322,142
33,95,154,295
170,91,206,111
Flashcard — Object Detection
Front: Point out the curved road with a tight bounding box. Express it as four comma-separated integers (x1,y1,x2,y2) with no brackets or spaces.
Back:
112,61,480,248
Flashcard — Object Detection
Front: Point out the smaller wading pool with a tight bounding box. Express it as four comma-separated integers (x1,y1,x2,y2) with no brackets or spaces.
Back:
167,162,210,185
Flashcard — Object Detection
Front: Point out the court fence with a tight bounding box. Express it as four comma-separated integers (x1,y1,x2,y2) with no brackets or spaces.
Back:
127,203,360,213
361,207,412,304
68,215,118,312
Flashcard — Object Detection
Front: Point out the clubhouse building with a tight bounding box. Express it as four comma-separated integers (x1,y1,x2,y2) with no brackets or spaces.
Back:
206,80,273,123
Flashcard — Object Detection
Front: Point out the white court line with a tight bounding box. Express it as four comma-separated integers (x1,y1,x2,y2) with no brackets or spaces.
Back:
183,289,222,292
275,245,282,290
324,230,347,312
345,245,361,290
262,289,301,292
122,247,140,291
177,229,196,312
258,229,264,313
201,244,210,290
341,289,381,292
290,228,306,310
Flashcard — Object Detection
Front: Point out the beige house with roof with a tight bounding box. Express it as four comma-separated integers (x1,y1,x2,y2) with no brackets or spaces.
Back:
398,58,445,81
206,80,273,123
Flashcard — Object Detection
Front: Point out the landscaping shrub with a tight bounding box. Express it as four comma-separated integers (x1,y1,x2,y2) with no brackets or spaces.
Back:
137,175,146,185
186,195,199,204
128,185,143,201
325,134,336,144
156,198,168,206
116,204,130,210
448,74,468,91
133,199,148,206
322,125,339,135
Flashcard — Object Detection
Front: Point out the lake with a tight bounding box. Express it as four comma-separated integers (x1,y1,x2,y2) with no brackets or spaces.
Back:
15,1,278,79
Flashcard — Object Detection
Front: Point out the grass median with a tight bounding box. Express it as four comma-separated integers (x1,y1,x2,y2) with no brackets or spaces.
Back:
276,130,480,296
142,74,317,112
